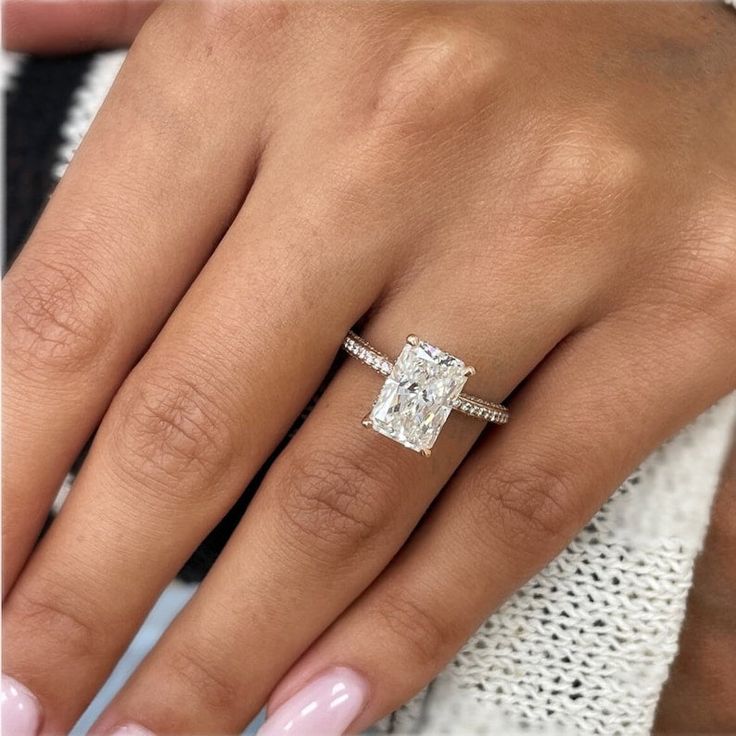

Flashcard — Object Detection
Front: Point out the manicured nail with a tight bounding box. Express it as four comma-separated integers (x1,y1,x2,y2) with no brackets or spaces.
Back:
1,674,41,736
258,667,369,736
109,724,155,736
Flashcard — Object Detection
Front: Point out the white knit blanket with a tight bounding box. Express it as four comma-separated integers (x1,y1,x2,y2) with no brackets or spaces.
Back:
34,49,736,736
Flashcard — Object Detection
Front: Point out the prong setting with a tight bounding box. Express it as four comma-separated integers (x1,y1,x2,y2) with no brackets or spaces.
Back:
342,329,510,455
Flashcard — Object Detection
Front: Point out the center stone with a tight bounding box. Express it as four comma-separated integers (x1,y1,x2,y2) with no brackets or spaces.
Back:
368,338,469,454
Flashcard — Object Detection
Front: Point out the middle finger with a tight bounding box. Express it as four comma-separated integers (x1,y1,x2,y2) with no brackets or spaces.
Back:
2,152,393,734
96,266,582,734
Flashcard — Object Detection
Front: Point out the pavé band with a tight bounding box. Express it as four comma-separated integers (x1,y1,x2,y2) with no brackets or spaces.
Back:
342,330,509,456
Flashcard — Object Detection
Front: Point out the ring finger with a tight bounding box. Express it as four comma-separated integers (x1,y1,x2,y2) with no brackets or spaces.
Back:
261,304,734,736
93,268,583,735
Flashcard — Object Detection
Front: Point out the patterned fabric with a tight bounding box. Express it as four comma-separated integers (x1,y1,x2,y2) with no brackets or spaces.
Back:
4,52,93,262
7,38,736,734
377,395,736,735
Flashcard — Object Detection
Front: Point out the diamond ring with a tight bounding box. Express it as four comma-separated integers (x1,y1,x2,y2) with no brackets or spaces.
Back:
342,330,509,456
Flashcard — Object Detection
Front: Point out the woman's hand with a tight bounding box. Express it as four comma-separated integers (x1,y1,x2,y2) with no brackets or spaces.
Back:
3,2,735,734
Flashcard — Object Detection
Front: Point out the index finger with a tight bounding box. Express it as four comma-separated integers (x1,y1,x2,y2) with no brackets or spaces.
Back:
2,2,267,594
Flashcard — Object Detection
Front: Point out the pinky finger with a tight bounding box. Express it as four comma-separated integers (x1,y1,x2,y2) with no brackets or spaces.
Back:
258,308,734,736
3,0,159,53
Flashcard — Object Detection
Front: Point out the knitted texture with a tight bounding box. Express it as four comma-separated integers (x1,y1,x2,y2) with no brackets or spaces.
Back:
54,50,736,736
54,50,126,180
378,394,736,735
2,52,25,89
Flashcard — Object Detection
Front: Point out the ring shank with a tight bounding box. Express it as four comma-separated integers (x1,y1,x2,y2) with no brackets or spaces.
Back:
342,331,509,425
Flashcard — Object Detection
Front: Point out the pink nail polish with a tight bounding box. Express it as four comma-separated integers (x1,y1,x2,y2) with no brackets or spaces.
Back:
109,725,155,736
258,667,369,736
1,674,41,736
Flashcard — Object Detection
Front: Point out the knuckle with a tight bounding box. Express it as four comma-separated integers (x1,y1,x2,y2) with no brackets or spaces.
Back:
530,122,644,209
141,0,290,60
682,189,736,296
164,643,241,712
472,459,581,551
369,26,503,139
109,366,235,498
8,581,101,662
275,444,392,563
3,255,112,375
371,590,455,671
658,185,736,348
198,0,290,39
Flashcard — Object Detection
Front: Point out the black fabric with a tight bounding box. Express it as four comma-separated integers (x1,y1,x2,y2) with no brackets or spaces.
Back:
5,55,331,582
5,54,93,266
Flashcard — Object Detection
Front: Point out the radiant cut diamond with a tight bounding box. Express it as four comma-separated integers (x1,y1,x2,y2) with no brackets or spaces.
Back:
368,338,469,454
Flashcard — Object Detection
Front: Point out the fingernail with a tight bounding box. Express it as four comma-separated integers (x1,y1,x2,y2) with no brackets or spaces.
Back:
109,724,155,736
1,674,41,736
258,667,369,736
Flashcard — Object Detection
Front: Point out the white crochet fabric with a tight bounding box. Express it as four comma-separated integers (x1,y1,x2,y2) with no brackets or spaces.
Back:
377,394,736,736
1,52,25,90
55,51,736,736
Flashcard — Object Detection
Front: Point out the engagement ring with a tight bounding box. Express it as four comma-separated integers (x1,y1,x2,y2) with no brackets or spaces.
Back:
342,331,509,456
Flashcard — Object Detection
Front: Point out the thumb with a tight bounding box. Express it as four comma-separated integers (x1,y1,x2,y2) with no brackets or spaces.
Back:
3,0,159,54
